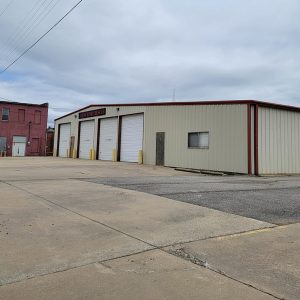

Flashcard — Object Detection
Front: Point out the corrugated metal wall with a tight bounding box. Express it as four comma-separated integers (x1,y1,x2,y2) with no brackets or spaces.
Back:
258,107,300,174
54,104,248,173
144,104,248,173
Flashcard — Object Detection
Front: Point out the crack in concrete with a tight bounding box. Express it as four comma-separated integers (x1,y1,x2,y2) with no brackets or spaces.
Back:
0,248,155,287
0,181,283,299
166,245,284,300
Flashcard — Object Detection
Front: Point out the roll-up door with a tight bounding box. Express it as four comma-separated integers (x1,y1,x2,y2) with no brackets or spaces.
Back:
120,114,143,162
79,120,94,159
99,117,118,160
58,123,71,157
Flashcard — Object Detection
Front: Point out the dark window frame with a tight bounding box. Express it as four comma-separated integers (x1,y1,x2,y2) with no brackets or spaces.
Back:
188,131,209,149
2,108,9,121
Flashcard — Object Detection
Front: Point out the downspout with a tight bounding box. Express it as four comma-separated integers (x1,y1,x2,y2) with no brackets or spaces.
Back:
247,104,252,174
28,121,32,156
254,104,259,175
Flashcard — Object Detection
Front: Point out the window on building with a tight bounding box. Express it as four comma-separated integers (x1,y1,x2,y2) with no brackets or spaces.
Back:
18,109,25,122
34,110,41,124
2,108,9,121
188,132,209,149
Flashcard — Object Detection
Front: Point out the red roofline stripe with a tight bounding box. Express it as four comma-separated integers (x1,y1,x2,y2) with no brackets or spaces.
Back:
54,100,300,121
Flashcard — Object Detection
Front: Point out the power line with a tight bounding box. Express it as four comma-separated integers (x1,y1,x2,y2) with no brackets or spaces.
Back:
0,0,65,69
0,0,84,74
0,0,15,18
0,0,61,66
0,0,52,67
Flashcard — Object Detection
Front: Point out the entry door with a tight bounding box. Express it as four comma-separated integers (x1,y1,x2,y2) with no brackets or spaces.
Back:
0,137,7,152
79,120,95,159
12,136,27,157
99,118,118,160
120,114,144,162
13,143,26,156
156,132,165,166
58,123,71,157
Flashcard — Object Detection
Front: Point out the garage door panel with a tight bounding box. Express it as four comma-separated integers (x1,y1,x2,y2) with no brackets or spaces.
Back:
99,118,118,160
58,123,71,157
79,121,95,159
120,114,144,163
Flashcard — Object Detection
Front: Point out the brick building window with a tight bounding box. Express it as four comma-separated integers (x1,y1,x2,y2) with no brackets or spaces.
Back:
2,108,9,121
34,110,41,124
18,109,25,122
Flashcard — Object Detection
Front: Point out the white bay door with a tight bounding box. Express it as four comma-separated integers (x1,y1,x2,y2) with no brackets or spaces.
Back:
79,120,94,159
58,123,71,157
120,114,144,162
99,117,118,160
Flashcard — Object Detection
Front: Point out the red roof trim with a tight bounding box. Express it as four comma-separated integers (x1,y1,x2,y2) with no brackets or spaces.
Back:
54,100,300,121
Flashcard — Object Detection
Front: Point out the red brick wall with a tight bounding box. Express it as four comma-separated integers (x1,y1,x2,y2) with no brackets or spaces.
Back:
0,102,48,156
46,130,54,156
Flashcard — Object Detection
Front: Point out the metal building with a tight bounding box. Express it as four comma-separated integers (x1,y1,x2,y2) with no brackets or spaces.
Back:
53,100,300,175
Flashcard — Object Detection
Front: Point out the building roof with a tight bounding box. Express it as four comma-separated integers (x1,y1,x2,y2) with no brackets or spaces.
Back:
55,99,300,121
0,100,48,108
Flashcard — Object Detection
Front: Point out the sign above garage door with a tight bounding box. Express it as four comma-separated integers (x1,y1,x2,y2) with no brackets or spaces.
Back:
79,108,106,119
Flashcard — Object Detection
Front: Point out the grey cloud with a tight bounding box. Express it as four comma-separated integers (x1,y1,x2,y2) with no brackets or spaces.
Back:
0,0,299,125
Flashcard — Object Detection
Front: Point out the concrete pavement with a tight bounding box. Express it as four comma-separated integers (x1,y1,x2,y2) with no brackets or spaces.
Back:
8,179,273,246
166,224,300,300
0,250,275,300
0,157,299,299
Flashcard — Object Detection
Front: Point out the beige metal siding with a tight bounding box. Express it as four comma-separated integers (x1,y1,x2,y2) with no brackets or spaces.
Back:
144,104,248,173
258,107,300,174
54,104,248,173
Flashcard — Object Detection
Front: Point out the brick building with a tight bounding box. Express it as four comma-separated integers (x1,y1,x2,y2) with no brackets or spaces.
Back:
46,127,55,156
0,101,48,156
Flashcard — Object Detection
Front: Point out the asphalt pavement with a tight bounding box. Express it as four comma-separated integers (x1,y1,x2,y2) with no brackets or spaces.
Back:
83,175,300,225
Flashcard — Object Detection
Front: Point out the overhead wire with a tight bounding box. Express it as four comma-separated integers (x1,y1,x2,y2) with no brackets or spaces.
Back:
0,0,54,67
0,0,15,18
1,0,61,65
0,0,44,53
0,0,84,73
0,0,44,68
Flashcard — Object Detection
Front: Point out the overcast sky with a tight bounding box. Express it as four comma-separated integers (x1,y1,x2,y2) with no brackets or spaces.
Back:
0,0,299,126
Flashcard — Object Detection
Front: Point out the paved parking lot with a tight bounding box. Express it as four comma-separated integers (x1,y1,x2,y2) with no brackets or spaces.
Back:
0,158,299,300
85,175,300,225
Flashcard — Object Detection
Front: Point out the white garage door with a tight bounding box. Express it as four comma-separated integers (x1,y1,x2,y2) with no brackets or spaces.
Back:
99,117,118,160
58,123,71,157
120,114,144,162
79,120,94,159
